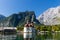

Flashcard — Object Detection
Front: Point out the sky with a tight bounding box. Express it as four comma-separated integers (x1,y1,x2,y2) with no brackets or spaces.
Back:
0,0,60,17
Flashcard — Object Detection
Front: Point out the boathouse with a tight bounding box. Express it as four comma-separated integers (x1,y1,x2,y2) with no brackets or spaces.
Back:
0,27,17,34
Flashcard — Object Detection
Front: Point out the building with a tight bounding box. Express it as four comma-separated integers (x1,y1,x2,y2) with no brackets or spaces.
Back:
0,27,17,34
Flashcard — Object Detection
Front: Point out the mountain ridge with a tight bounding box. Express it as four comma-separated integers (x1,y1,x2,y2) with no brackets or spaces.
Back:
0,11,40,27
37,6,60,25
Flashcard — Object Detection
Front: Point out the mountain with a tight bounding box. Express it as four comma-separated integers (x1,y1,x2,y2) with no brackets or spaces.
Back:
0,15,6,20
37,6,60,25
0,11,39,27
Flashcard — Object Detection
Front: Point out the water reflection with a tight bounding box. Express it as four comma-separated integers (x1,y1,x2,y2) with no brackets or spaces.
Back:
16,32,54,40
34,32,53,40
0,34,16,40
0,32,60,40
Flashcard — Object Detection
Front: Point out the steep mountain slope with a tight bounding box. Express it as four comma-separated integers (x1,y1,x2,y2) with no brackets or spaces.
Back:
0,15,6,20
0,11,39,27
37,6,60,25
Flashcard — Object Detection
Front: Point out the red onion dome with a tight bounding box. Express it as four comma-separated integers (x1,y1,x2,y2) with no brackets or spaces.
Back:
24,24,29,27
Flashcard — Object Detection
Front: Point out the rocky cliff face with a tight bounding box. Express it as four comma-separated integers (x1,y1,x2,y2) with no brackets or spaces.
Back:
37,6,60,25
0,11,39,27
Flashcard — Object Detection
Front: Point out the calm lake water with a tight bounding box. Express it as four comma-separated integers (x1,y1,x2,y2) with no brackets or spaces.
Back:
0,32,60,40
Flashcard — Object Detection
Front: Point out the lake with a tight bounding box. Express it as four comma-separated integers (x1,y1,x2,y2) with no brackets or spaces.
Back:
0,32,60,40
